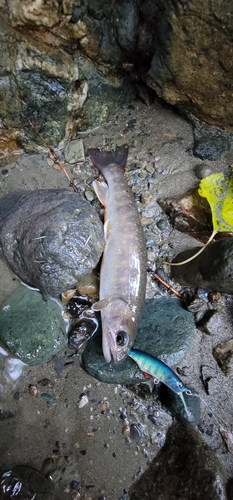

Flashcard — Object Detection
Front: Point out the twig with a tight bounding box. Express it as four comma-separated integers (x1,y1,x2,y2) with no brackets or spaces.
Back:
27,119,79,192
148,267,182,298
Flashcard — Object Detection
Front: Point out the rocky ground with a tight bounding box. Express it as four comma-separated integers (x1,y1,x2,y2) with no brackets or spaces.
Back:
0,99,233,500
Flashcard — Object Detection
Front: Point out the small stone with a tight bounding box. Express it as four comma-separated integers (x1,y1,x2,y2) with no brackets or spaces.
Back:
156,218,169,231
194,163,213,179
145,164,155,174
70,480,80,491
140,192,153,205
219,426,233,454
130,423,143,441
84,189,95,201
64,139,85,163
78,395,89,408
29,385,38,396
213,339,233,376
41,393,56,404
147,415,158,426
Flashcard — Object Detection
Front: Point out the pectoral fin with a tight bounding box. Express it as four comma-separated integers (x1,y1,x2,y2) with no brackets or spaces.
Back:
92,294,127,311
92,180,108,206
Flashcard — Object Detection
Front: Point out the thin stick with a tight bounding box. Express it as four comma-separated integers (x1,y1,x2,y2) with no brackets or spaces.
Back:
148,268,182,298
27,119,79,192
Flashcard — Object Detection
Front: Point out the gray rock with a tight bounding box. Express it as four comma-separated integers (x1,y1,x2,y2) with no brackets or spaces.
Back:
0,285,69,365
194,164,213,180
171,237,233,295
193,123,232,161
82,297,196,384
64,139,85,163
0,189,104,297
1,1,233,149
129,422,226,500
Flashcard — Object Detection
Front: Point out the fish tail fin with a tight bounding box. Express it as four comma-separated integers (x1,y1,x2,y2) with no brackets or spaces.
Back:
88,144,128,176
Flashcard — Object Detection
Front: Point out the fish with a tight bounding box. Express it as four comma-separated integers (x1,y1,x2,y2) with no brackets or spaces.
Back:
88,145,147,363
128,348,192,395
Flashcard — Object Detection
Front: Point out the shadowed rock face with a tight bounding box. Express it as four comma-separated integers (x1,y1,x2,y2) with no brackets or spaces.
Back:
0,1,233,151
0,189,104,297
129,421,226,500
171,237,233,295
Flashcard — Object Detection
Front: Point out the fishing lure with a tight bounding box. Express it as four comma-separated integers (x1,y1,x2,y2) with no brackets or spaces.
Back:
128,348,192,396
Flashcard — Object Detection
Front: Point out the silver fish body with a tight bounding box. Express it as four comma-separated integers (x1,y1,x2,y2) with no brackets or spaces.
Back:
88,145,147,363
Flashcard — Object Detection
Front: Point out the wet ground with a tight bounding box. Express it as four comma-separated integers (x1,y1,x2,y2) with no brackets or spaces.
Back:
1,99,233,499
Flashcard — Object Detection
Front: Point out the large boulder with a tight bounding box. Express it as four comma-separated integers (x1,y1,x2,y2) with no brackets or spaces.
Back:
0,189,104,297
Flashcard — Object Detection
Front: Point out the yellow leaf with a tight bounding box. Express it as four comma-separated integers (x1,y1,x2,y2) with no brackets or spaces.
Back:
198,173,233,233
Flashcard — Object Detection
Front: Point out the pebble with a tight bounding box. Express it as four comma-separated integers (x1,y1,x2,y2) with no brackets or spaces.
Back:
213,339,233,376
156,218,169,231
28,384,38,396
147,415,158,426
64,139,85,163
140,192,153,205
84,189,95,201
78,395,89,408
145,164,155,174
194,163,213,179
41,393,56,404
130,423,143,441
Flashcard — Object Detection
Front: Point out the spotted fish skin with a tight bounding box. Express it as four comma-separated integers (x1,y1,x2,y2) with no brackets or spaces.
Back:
88,145,147,364
128,348,190,395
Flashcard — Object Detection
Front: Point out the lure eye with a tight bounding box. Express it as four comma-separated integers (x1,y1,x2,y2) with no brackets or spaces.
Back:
177,381,183,388
116,330,129,347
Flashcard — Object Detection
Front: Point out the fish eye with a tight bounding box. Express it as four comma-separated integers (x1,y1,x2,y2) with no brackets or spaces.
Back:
116,330,129,347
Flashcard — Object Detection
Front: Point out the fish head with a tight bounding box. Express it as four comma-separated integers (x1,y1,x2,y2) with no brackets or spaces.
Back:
93,295,137,363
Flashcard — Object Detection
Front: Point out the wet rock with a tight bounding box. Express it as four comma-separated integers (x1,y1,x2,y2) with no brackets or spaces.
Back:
158,190,212,242
129,422,226,500
194,164,214,180
0,465,54,500
75,55,135,131
0,285,68,365
193,123,232,161
213,339,233,376
0,189,104,297
1,1,233,149
171,237,233,295
64,139,85,163
82,297,196,384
